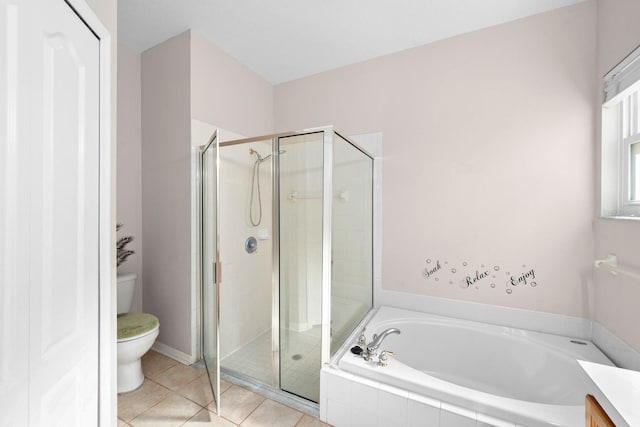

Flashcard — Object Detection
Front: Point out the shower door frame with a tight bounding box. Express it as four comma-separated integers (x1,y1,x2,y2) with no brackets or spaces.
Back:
200,129,221,414
200,125,374,403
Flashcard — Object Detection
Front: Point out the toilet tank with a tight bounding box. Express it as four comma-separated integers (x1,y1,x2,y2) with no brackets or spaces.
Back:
117,272,137,314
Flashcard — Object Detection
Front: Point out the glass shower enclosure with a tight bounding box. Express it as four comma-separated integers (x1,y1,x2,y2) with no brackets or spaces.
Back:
200,127,373,412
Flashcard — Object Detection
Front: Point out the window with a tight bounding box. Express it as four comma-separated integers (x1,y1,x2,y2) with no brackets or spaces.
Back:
601,46,640,218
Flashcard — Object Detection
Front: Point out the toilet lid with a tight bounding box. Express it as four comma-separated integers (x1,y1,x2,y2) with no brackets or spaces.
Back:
117,313,159,340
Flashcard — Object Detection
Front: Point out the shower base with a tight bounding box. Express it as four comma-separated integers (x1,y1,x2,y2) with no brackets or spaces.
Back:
221,327,322,402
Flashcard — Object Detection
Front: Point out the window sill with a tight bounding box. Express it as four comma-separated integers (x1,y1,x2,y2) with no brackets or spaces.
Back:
599,215,640,222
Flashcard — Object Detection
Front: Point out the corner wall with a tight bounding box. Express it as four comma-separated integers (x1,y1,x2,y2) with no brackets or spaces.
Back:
190,32,274,137
117,44,143,312
275,2,597,318
140,30,275,360
593,0,640,354
141,31,193,355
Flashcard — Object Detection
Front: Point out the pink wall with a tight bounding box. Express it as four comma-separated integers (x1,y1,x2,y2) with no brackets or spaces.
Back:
117,44,143,313
139,31,275,357
276,3,597,317
132,0,640,358
141,31,193,354
593,0,640,353
190,32,274,136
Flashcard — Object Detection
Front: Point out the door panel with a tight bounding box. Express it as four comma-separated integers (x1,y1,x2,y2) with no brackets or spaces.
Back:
201,132,221,414
30,2,100,422
0,1,29,424
0,0,101,425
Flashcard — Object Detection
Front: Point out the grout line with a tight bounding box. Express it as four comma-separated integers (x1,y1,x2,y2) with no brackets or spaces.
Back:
122,354,326,426
232,395,268,426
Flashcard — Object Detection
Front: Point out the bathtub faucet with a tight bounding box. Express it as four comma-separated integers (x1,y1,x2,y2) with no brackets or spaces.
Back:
364,328,401,360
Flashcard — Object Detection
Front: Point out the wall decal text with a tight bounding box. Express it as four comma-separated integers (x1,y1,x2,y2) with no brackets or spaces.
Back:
423,258,539,295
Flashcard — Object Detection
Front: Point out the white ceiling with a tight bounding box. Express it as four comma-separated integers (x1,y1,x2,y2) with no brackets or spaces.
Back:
118,0,585,84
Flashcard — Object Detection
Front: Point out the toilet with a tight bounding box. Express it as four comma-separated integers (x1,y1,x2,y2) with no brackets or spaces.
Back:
117,273,160,393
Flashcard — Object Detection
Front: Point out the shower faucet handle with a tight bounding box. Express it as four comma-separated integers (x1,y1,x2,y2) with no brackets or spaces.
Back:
378,350,395,367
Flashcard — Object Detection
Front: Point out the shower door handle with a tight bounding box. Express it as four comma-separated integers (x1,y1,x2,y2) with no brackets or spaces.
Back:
214,261,222,284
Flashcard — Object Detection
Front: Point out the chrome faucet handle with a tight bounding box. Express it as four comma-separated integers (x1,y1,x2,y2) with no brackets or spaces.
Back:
378,350,395,367
364,349,376,362
357,327,367,346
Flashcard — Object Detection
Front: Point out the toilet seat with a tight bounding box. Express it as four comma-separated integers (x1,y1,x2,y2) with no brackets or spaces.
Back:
117,313,159,343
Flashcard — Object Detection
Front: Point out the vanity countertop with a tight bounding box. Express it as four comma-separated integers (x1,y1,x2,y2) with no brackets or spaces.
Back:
579,360,640,427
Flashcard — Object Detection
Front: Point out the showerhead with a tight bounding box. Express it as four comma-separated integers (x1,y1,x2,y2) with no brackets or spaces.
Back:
250,148,286,163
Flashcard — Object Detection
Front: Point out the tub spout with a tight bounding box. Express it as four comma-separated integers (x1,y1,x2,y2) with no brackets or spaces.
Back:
366,328,401,354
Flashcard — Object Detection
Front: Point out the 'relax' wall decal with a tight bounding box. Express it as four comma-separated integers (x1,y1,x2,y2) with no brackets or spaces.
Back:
422,259,537,294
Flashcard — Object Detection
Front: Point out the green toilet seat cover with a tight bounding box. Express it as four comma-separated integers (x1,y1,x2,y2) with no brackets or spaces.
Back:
117,313,159,340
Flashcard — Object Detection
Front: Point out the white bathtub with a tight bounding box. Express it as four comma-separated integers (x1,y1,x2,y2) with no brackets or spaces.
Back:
321,306,614,427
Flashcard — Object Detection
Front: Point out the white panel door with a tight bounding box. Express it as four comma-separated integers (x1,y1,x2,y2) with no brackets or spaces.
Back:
0,1,30,425
0,0,101,425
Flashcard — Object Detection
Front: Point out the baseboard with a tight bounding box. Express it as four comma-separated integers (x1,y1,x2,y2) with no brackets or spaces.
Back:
592,322,640,371
152,341,197,366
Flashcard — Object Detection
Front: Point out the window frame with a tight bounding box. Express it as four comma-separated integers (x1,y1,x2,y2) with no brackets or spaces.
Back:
601,44,640,219
618,91,640,217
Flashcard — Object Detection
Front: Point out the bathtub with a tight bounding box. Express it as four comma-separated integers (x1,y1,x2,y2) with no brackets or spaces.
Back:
320,306,614,427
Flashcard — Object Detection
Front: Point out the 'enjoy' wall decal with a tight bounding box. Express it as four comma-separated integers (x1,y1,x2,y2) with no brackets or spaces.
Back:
422,259,538,294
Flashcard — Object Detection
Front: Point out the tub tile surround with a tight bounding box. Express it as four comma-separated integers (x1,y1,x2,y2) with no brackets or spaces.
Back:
118,351,329,427
592,321,640,372
321,368,521,427
376,290,593,341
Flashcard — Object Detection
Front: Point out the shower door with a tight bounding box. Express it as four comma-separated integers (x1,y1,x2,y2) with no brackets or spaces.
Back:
201,131,221,413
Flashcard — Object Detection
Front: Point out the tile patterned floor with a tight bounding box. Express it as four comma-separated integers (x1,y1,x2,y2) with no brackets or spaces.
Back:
118,350,330,427
222,328,322,402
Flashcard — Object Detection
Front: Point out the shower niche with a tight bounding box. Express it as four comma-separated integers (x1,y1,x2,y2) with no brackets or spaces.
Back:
199,127,374,411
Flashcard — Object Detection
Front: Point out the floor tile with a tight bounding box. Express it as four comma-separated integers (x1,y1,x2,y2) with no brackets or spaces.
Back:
119,355,322,427
295,414,331,427
241,399,303,427
129,392,201,427
183,408,237,426
153,363,206,391
142,350,178,379
176,374,215,407
117,379,171,422
220,379,233,394
210,385,265,424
